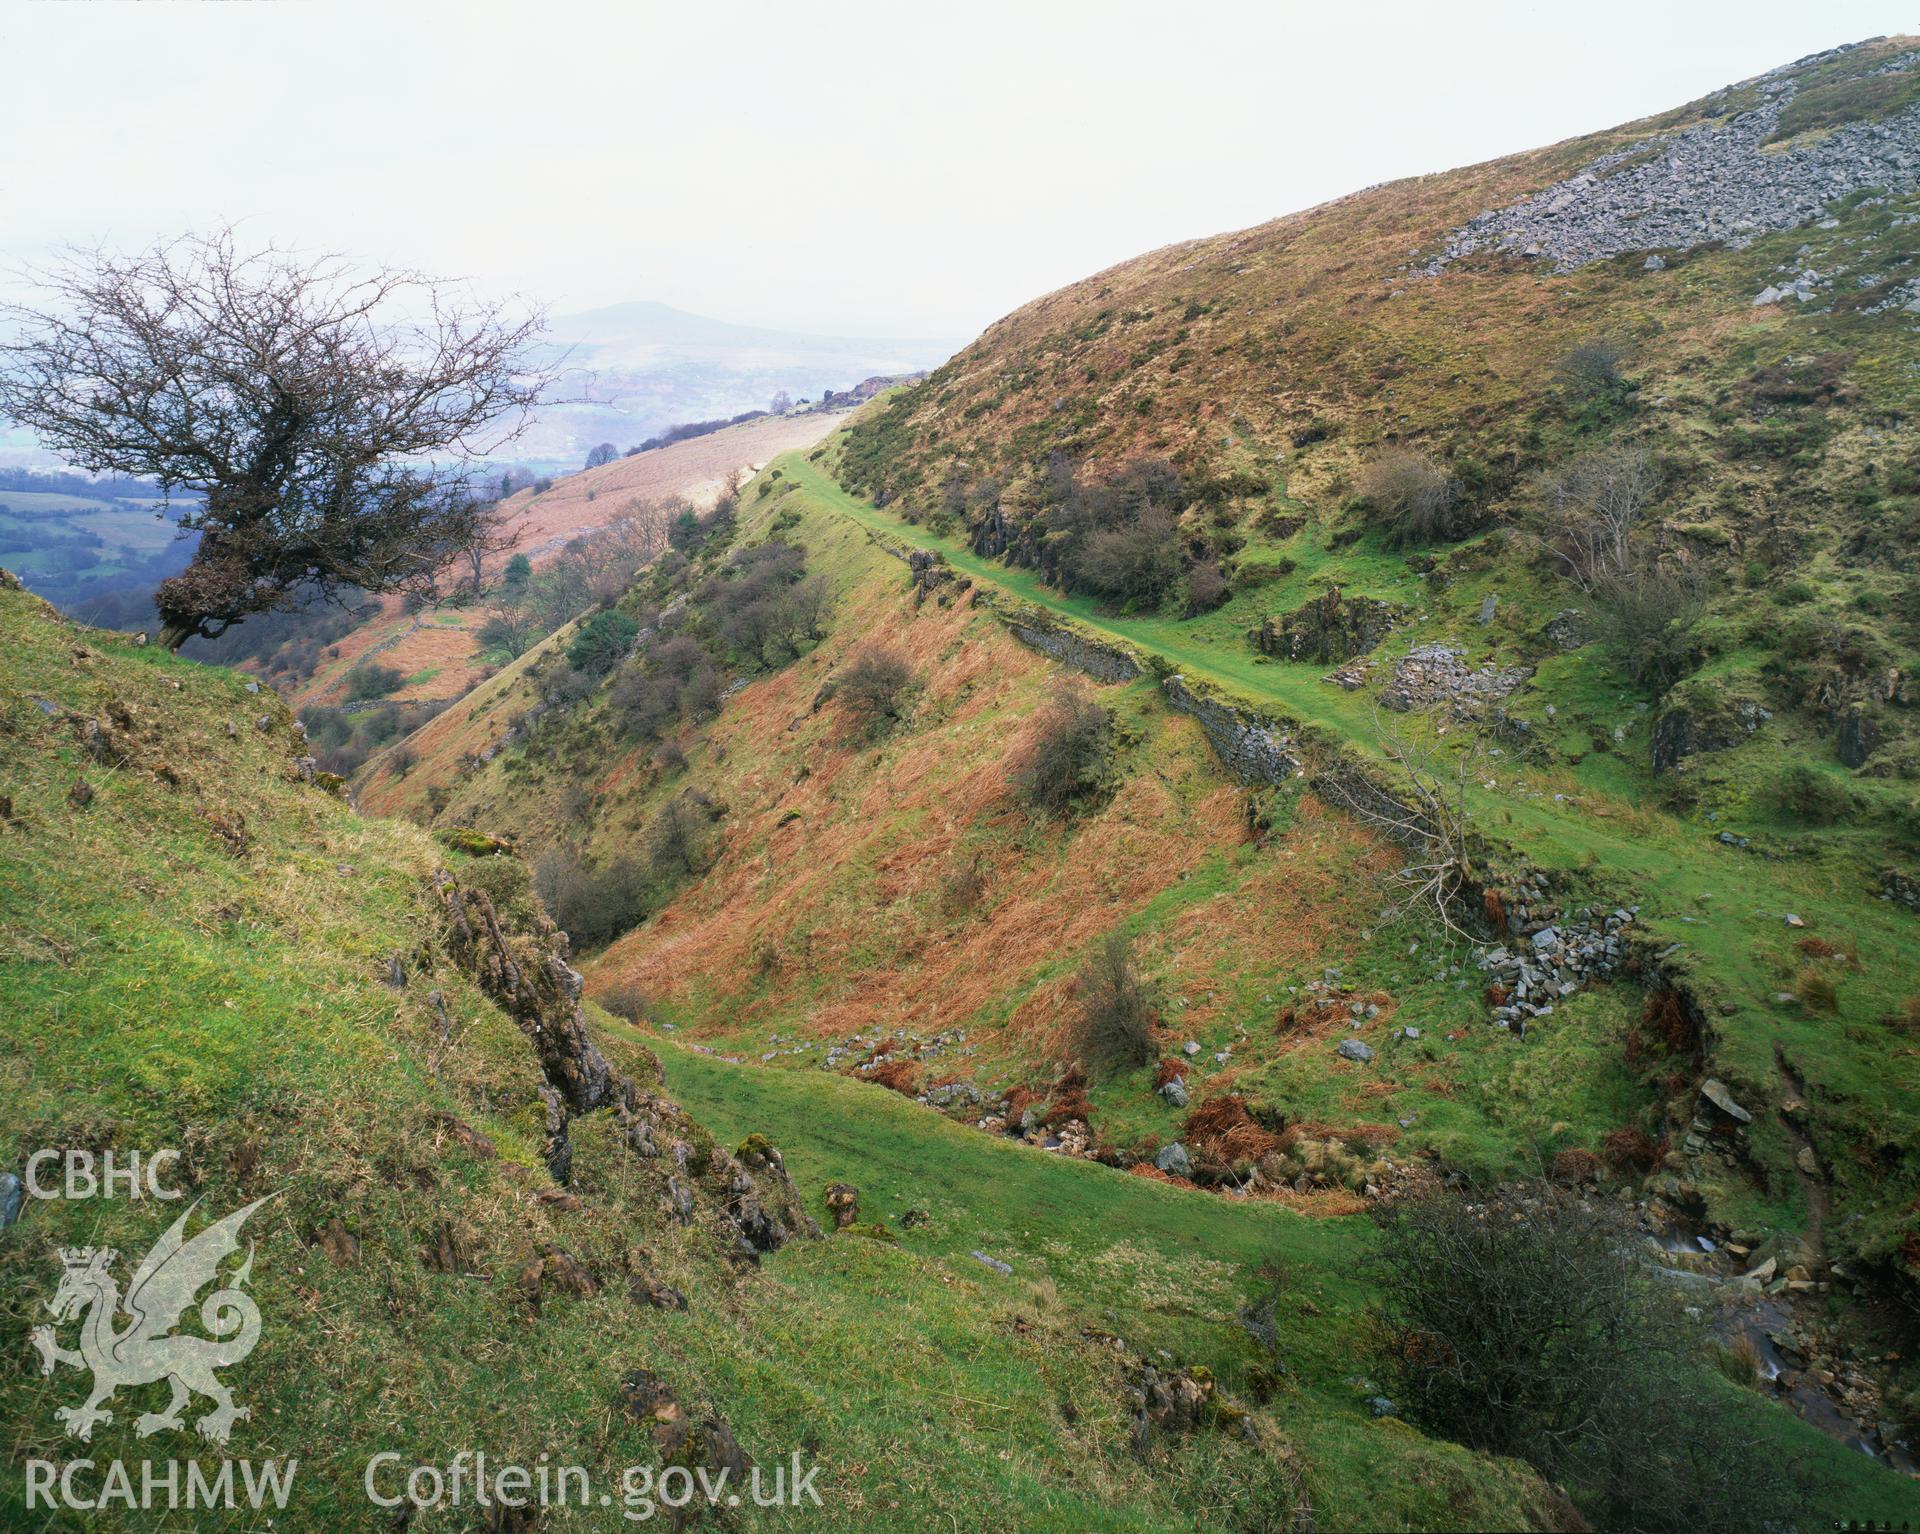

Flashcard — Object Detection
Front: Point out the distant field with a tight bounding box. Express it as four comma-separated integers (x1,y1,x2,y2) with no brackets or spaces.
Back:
0,482,191,608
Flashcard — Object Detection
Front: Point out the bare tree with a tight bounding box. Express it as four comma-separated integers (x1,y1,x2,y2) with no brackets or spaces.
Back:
1317,707,1484,941
1535,446,1661,590
0,231,550,648
584,442,617,470
1357,448,1467,548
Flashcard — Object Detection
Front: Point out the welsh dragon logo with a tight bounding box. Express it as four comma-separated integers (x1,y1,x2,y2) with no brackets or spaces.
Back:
29,1195,274,1444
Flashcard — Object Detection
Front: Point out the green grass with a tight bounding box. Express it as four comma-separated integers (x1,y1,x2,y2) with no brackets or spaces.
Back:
0,581,1562,1531
656,1040,1920,1525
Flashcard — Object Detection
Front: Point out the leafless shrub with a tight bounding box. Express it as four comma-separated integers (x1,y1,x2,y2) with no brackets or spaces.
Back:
836,646,918,735
1555,335,1631,405
1588,562,1711,689
1012,683,1113,815
1357,449,1467,547
1317,707,1482,941
1075,930,1156,1072
1535,446,1662,590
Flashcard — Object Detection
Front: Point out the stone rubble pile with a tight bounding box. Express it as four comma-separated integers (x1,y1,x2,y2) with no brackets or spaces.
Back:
1380,644,1533,716
1474,893,1637,1033
1422,46,1920,274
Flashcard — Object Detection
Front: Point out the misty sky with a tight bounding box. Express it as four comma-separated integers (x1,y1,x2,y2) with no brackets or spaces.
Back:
3,0,1915,342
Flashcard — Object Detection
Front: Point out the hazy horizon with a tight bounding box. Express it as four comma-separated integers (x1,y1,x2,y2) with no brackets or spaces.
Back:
4,0,1917,340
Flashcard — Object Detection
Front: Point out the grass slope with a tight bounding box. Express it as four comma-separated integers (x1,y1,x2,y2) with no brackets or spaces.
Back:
0,574,1614,1532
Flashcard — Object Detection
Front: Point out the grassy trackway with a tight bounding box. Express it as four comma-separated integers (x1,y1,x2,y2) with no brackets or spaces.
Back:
777,451,1920,1233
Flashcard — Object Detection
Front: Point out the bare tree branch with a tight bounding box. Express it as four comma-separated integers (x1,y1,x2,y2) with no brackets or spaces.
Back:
1317,705,1485,942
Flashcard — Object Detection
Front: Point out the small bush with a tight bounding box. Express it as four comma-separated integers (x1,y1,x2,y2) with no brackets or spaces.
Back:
343,661,406,701
566,610,640,676
836,647,918,735
1013,683,1112,815
1357,449,1468,548
1182,558,1230,616
1765,763,1858,825
596,980,650,1024
1555,335,1631,406
1075,931,1156,1072
1372,1183,1823,1533
652,739,688,776
1588,563,1710,689
647,795,710,879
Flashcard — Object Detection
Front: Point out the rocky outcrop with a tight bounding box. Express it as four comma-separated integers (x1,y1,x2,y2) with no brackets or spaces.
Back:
435,870,615,1115
1249,587,1405,665
1425,45,1920,274
1650,695,1772,771
433,866,818,1255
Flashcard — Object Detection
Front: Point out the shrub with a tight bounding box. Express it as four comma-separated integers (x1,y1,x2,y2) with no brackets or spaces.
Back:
476,608,540,659
596,980,650,1024
1555,335,1631,407
652,739,688,776
1765,763,1858,825
502,553,532,590
343,661,406,700
1357,449,1468,547
1075,931,1156,1072
1588,563,1710,689
1372,1184,1822,1533
566,609,640,676
1535,446,1661,589
647,795,710,879
1182,557,1230,616
532,847,647,949
611,635,722,743
836,646,918,735
1071,504,1185,605
1012,684,1113,814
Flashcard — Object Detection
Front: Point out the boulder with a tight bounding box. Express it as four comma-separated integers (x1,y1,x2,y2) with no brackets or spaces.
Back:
1337,1038,1374,1063
1699,1078,1752,1125
1155,1142,1193,1177
824,1182,860,1229
970,1250,1013,1277
1158,1075,1190,1109
0,1171,21,1230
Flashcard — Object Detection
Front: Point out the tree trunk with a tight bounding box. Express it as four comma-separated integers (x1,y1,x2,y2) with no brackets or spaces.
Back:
157,620,196,652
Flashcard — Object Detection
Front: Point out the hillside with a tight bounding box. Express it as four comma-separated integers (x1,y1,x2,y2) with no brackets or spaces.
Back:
288,411,851,715
350,36,1920,1509
0,571,1657,1531
10,28,1920,1529
830,38,1920,1264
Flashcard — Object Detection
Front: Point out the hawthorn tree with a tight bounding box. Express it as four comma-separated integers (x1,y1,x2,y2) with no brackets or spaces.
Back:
0,231,551,648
